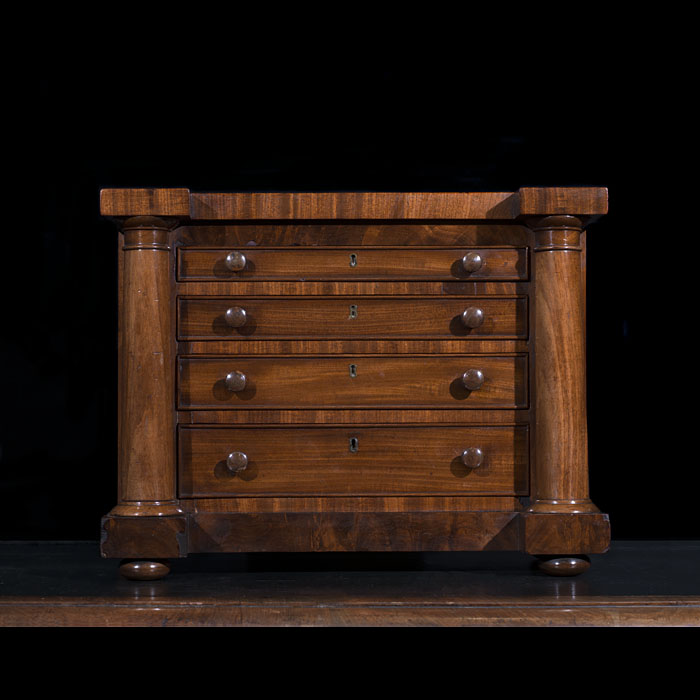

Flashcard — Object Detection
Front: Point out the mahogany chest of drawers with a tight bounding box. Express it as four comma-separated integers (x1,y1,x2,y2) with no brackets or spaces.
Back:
99,187,610,579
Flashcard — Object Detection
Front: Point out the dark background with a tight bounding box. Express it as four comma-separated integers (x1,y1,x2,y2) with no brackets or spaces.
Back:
2,51,695,543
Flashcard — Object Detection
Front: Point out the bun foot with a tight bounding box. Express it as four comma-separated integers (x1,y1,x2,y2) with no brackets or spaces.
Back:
535,555,590,577
119,559,171,580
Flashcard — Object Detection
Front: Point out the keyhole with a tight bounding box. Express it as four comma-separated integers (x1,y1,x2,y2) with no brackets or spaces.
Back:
349,437,359,453
349,364,357,378
349,253,358,267
349,304,358,319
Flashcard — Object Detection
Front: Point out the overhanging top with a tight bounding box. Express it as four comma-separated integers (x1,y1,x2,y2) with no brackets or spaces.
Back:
99,187,608,221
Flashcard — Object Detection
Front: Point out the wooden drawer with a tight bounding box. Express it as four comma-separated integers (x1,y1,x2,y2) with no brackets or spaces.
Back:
177,296,528,340
177,247,528,281
178,425,529,496
178,355,528,409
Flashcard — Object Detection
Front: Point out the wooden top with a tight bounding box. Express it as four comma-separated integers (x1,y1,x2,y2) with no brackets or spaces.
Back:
100,187,608,221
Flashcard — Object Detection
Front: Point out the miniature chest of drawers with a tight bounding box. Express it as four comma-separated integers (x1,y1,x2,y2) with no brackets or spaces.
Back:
99,187,610,579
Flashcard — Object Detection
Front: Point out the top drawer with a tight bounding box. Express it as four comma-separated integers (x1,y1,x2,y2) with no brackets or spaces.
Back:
177,247,529,282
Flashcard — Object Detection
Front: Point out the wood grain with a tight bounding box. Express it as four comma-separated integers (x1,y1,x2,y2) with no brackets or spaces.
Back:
178,425,529,497
100,187,610,574
99,188,608,221
189,191,520,220
179,409,529,424
188,511,521,551
529,217,598,514
521,513,611,555
181,496,522,513
176,280,527,297
177,296,528,340
177,246,528,281
177,355,529,409
111,217,181,517
100,188,191,217
518,187,608,216
5,600,697,627
179,224,533,247
100,515,188,558
178,340,529,355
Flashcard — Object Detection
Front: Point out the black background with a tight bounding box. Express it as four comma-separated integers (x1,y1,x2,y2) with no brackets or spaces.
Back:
2,42,696,544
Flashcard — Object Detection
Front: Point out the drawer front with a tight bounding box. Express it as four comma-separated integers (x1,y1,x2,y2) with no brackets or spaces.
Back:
177,247,528,281
178,296,527,340
178,355,528,409
178,425,529,496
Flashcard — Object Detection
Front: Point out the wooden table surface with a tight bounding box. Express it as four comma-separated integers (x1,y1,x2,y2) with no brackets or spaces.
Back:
1,540,698,626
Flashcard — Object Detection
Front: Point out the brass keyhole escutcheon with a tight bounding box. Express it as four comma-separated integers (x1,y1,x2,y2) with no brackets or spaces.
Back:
349,253,358,267
349,364,357,378
349,304,358,319
349,437,359,453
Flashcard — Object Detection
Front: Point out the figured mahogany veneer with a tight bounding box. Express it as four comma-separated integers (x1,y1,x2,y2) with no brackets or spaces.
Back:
177,247,528,281
178,425,529,497
99,188,611,580
177,296,528,340
177,355,528,409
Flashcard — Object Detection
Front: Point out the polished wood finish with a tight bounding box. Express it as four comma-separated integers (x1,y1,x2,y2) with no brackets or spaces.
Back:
536,555,590,577
180,340,529,355
461,251,483,272
521,512,611,554
178,226,532,250
100,514,188,559
177,355,528,409
100,188,609,579
178,425,529,497
177,280,526,297
186,191,522,220
528,216,598,515
178,224,533,248
182,409,529,424
119,559,171,581
178,296,527,340
110,217,181,518
224,250,247,271
518,187,609,217
101,187,609,220
178,247,528,281
101,188,191,218
189,512,521,552
181,496,522,512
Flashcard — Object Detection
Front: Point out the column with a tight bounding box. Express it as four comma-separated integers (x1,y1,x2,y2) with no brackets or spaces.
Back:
109,216,182,517
528,215,598,514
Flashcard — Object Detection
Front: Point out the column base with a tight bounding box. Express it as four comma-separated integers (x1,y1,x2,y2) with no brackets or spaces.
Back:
108,501,184,517
101,513,189,560
520,511,610,555
527,499,600,514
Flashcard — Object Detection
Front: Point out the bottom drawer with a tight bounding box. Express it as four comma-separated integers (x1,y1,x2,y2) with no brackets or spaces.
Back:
178,425,529,497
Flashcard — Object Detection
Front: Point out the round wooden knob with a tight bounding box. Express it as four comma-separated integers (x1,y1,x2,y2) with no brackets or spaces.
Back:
225,371,247,392
225,251,247,271
461,447,484,469
225,306,247,327
226,451,248,473
462,252,483,273
461,307,484,328
462,369,485,391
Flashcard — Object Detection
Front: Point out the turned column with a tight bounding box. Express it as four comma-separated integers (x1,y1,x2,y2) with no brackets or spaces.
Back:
109,216,182,518
528,215,599,515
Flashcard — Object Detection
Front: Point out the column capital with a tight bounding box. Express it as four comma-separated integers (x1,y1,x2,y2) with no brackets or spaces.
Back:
121,215,177,231
528,215,585,252
120,217,179,251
